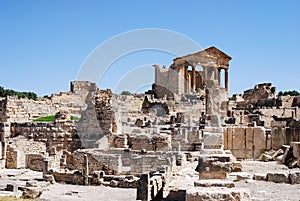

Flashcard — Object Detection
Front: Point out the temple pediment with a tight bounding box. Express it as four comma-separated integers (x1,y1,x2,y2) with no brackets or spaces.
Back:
172,46,231,69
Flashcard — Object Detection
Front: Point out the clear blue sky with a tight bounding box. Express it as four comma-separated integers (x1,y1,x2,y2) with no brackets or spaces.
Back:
0,0,299,96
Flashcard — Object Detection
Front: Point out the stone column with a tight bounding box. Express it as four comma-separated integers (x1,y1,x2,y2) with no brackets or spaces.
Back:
84,154,89,186
225,69,229,91
192,66,196,92
187,74,191,93
184,66,188,93
218,68,221,87
202,66,206,81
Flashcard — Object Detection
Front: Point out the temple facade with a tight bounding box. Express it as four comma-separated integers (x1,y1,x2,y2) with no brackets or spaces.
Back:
153,46,231,98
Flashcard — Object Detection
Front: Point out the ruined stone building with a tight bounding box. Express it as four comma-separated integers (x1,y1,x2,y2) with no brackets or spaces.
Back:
1,47,300,200
153,46,231,98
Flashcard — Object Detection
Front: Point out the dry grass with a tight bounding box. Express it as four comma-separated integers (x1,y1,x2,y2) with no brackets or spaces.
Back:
0,196,36,201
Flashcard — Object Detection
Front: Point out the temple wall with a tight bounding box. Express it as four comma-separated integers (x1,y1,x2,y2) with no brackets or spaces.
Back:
154,66,182,96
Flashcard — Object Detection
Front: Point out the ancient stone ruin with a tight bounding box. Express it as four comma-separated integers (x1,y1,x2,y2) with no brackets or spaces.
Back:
1,47,300,200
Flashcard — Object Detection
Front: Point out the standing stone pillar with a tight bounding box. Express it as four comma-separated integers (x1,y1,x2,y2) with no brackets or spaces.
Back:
1,142,6,160
83,154,89,186
202,66,207,81
218,68,221,87
225,69,229,91
184,66,188,93
43,159,49,179
136,173,150,201
187,74,191,93
192,66,196,92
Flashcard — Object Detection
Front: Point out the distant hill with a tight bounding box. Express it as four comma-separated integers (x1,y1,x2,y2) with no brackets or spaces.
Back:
0,86,37,100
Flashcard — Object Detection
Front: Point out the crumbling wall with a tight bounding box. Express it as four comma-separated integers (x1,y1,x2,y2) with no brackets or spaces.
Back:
242,83,276,103
205,88,228,127
70,149,122,175
10,122,81,152
94,89,115,134
3,96,83,123
6,135,46,169
4,121,81,170
26,153,44,171
130,152,176,175
0,98,7,122
70,149,178,176
154,65,184,98
128,134,172,151
0,81,96,124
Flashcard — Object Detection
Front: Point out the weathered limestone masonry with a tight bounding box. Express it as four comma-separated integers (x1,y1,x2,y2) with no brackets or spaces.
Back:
224,83,300,161
4,120,81,170
0,81,95,170
0,81,93,124
75,88,115,149
227,83,300,128
223,126,267,159
153,46,231,98
4,46,300,200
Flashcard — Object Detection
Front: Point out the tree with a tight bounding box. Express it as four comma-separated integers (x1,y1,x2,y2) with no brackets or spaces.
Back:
278,90,300,96
0,86,38,100
121,91,132,95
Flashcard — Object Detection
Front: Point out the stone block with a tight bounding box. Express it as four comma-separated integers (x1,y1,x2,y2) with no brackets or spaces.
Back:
194,180,235,188
186,187,251,201
253,173,266,181
227,127,233,150
232,128,245,150
289,171,300,184
245,127,254,150
199,171,228,180
231,149,253,159
223,128,228,150
267,172,290,183
231,172,252,181
291,142,300,158
197,155,231,180
259,153,273,162
253,127,266,150
271,127,285,150
232,161,242,172
203,132,223,149
271,149,284,160
26,154,44,171
254,149,265,158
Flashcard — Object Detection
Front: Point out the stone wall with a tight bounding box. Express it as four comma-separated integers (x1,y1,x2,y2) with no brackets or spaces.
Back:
71,149,122,175
3,96,78,123
26,154,44,171
6,135,46,169
0,81,97,124
224,124,300,159
4,121,81,170
223,127,268,159
0,98,6,122
242,83,276,103
154,65,184,97
10,121,81,152
70,149,179,176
